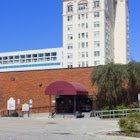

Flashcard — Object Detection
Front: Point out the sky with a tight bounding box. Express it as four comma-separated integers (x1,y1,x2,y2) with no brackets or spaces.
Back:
0,0,139,62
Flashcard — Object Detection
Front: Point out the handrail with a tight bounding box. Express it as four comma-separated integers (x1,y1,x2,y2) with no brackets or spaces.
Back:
90,108,140,118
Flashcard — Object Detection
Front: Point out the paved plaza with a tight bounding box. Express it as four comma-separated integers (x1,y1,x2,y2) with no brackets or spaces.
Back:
0,117,139,140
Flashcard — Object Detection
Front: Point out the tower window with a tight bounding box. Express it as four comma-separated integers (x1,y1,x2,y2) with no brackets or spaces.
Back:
67,3,73,12
93,0,100,8
94,12,100,17
78,1,88,11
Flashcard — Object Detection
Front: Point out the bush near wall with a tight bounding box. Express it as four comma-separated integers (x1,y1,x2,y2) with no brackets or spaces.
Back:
119,113,140,135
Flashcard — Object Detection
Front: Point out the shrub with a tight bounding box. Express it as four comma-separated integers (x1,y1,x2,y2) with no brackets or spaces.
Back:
119,113,140,134
115,105,128,110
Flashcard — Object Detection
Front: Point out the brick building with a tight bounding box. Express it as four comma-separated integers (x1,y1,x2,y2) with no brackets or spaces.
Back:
0,67,96,114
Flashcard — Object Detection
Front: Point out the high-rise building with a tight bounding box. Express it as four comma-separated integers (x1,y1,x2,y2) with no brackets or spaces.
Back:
0,0,130,72
114,0,130,64
63,0,129,68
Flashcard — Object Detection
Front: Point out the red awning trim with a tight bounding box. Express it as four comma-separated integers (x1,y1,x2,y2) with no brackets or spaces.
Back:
45,81,88,96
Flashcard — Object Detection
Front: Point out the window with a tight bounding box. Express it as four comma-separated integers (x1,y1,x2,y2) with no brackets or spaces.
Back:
67,53,73,59
67,62,73,68
86,23,88,28
67,3,73,12
81,14,85,19
82,61,85,67
78,13,88,20
26,59,31,63
26,54,31,58
32,54,37,58
78,14,80,20
94,31,100,38
15,56,19,59
81,42,85,48
93,0,100,8
86,61,88,67
78,2,88,11
94,60,100,66
45,57,50,61
94,41,100,47
67,15,73,21
32,58,37,62
67,26,73,31
20,59,25,63
68,34,73,40
94,12,100,17
9,60,13,64
3,57,8,60
3,61,8,64
86,13,88,19
78,33,80,39
9,56,13,59
45,53,50,57
38,53,44,57
81,52,85,58
81,23,85,28
67,44,73,49
82,33,85,38
86,32,88,38
20,55,25,59
78,62,81,67
51,57,57,61
86,52,88,57
51,52,57,56
86,42,88,47
94,51,100,57
14,60,19,63
94,21,100,27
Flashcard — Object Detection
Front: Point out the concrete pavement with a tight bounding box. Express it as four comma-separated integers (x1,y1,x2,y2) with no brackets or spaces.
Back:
0,117,139,140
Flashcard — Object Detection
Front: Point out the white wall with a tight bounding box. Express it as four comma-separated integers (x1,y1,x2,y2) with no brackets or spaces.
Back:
114,0,129,64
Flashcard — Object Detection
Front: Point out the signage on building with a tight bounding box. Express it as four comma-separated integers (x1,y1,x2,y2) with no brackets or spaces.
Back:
22,103,30,112
7,97,16,111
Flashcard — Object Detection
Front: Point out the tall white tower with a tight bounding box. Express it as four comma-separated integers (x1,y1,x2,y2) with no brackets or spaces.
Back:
114,0,130,64
63,0,129,68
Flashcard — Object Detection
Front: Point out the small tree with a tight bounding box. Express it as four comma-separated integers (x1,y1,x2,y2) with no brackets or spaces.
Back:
126,62,140,103
91,63,126,109
91,62,140,109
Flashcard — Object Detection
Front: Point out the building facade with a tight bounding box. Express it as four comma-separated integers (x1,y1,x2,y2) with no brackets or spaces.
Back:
0,48,63,72
63,0,129,68
0,0,130,114
0,67,95,113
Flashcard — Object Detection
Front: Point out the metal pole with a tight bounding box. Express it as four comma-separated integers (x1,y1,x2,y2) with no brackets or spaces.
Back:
28,108,30,118
49,95,52,116
74,96,76,114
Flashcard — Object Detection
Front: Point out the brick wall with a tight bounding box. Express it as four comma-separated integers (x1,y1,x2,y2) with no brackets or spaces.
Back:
0,67,96,113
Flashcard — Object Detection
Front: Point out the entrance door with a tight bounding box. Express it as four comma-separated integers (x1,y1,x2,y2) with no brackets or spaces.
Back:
56,95,92,114
56,95,74,113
